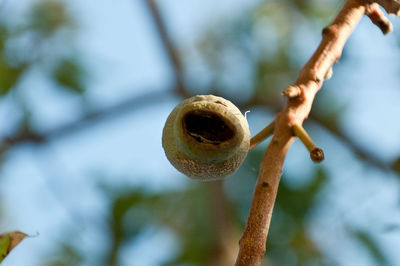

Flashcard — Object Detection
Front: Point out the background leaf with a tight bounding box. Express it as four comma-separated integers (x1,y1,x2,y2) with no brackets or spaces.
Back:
53,58,85,94
0,61,24,96
0,236,10,263
0,232,27,263
349,228,388,266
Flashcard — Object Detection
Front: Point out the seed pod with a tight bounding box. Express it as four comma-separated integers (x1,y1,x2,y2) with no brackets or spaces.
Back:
162,95,250,180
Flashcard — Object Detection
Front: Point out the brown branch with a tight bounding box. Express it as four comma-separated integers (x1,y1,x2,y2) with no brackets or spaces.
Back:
208,181,238,266
366,3,393,34
143,0,187,96
370,0,400,15
235,1,370,265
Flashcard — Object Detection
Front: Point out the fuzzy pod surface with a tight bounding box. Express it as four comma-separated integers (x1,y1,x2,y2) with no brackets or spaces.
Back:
162,95,250,180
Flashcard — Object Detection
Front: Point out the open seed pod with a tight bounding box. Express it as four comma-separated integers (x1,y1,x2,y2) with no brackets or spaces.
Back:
162,95,250,180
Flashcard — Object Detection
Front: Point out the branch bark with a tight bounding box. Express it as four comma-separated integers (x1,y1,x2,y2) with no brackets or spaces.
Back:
235,1,370,265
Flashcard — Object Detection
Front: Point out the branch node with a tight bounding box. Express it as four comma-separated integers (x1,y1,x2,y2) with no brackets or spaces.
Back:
322,24,339,37
322,26,332,36
282,85,301,98
262,181,270,188
324,67,333,80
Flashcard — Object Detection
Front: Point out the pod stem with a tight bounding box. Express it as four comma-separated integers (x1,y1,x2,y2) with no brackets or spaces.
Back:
249,121,275,150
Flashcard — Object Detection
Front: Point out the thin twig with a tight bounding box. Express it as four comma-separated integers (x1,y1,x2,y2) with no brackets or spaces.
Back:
366,3,393,34
241,98,395,175
235,1,370,264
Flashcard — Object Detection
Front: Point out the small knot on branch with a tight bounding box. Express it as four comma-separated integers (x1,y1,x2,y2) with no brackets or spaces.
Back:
282,86,301,98
321,25,339,37
324,67,333,81
262,181,270,188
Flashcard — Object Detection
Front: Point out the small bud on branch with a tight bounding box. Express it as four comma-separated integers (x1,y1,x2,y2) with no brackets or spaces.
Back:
282,85,302,98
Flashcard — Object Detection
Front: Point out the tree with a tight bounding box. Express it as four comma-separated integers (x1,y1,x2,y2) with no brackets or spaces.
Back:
0,0,400,265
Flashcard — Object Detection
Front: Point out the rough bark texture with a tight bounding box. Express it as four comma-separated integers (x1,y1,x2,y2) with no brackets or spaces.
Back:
235,1,368,265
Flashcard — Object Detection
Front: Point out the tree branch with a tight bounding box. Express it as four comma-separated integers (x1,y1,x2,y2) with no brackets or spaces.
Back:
370,0,400,15
366,3,393,34
208,181,238,266
142,0,187,96
0,89,173,152
235,1,371,264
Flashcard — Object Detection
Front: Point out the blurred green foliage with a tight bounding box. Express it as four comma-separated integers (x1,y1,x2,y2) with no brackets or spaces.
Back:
349,229,388,266
43,242,83,266
0,61,25,96
105,185,223,266
0,236,10,263
43,150,387,266
0,25,25,95
28,0,71,36
53,58,85,94
0,0,84,99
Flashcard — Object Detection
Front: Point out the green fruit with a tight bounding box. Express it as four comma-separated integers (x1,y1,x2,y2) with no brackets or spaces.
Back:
162,95,250,180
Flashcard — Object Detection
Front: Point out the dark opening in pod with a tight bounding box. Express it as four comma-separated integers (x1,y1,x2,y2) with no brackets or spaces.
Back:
182,110,235,145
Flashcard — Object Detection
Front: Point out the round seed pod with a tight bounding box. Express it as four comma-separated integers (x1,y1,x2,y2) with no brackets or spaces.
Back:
162,95,250,180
